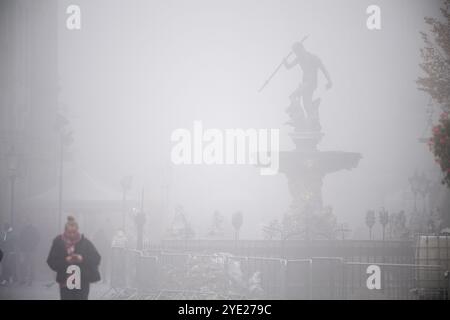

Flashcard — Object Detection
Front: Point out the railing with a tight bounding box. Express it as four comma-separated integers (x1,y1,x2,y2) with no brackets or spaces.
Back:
342,262,446,300
157,239,415,263
107,248,449,300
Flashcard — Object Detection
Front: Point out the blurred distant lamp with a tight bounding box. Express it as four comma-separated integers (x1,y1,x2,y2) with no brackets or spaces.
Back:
365,210,376,240
134,209,146,250
409,171,421,212
7,147,19,175
379,207,389,241
232,211,243,241
62,131,74,147
120,176,133,229
55,113,74,230
417,172,431,199
121,176,133,192
409,171,431,213
7,147,19,227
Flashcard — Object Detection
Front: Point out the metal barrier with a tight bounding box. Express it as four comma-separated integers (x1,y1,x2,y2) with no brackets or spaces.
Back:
227,256,287,299
110,247,126,289
108,248,449,300
284,259,312,299
137,255,159,293
310,257,345,299
343,262,447,300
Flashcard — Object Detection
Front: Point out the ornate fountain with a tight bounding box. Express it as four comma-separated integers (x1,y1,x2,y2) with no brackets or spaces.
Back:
261,40,361,239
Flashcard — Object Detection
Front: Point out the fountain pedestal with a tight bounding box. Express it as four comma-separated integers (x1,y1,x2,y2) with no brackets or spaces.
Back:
279,94,361,239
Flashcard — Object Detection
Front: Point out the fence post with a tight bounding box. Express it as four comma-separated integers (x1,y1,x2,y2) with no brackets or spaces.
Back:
280,259,287,299
340,260,346,300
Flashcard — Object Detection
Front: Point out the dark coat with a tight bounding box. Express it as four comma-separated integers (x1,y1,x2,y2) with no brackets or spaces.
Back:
47,234,101,284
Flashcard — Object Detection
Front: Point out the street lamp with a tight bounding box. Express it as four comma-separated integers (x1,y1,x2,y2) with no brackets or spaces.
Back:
55,113,73,230
379,207,389,241
133,208,146,251
6,147,19,228
409,171,432,234
120,176,133,230
409,171,431,213
409,171,421,213
232,211,243,241
365,210,376,240
417,172,431,214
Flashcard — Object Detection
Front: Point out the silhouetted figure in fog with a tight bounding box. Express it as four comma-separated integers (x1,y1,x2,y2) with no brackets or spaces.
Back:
18,217,40,286
0,223,16,286
47,216,101,300
283,41,332,116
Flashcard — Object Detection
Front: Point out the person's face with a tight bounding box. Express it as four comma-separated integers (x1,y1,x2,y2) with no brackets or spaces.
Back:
65,225,79,240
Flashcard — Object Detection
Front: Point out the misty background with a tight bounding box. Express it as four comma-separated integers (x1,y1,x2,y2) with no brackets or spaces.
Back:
0,0,447,244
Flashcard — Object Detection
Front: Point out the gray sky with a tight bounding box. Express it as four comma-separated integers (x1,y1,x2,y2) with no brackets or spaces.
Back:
56,0,445,238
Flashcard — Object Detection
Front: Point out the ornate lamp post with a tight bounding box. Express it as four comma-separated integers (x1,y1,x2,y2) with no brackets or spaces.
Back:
120,176,133,230
134,209,146,250
55,114,73,230
232,211,243,253
134,188,146,250
417,172,431,214
379,207,389,241
409,171,432,233
409,171,421,213
6,147,19,228
365,210,376,240
232,211,243,241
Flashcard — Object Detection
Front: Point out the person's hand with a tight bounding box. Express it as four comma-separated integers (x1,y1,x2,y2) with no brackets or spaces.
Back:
326,81,333,90
72,254,83,263
65,254,83,263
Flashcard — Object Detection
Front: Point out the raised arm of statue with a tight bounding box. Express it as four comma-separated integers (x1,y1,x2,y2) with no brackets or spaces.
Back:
319,59,332,89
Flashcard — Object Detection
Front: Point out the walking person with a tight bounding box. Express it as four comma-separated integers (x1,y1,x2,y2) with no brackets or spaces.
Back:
47,216,101,300
18,217,40,286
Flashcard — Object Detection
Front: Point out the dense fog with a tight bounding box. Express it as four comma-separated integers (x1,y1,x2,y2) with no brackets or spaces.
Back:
0,0,449,300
